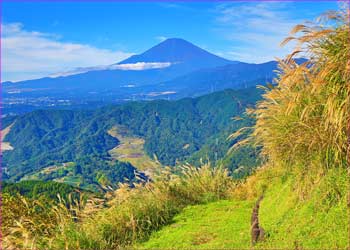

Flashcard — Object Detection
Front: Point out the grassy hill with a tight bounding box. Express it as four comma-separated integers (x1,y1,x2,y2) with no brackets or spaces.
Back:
138,166,348,249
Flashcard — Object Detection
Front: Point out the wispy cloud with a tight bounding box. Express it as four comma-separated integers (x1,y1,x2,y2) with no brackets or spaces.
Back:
1,22,133,82
157,3,196,11
214,2,303,62
155,36,168,42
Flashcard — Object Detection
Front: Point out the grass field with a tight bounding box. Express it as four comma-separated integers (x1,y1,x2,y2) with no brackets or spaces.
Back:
108,126,162,173
138,200,253,249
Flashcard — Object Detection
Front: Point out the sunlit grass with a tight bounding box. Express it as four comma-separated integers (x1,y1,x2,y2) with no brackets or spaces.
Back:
139,200,253,249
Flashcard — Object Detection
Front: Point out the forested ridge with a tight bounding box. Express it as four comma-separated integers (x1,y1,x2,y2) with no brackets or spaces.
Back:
3,87,262,186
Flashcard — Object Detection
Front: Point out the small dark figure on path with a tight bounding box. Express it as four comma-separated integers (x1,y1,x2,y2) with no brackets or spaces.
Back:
251,195,265,246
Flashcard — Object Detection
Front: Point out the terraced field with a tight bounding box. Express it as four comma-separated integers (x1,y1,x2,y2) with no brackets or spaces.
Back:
108,126,162,173
1,123,14,151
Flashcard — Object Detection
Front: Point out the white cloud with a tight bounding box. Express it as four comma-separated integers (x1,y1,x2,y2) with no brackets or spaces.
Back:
111,62,172,70
214,2,303,63
1,22,133,82
50,62,172,77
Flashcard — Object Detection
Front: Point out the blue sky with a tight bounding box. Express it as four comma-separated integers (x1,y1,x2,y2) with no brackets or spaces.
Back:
1,1,340,82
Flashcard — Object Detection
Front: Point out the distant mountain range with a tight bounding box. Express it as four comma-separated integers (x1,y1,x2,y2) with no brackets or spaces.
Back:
3,38,300,106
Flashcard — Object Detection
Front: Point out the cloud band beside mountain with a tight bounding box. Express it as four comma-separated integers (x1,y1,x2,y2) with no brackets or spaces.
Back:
1,23,133,82
49,62,173,78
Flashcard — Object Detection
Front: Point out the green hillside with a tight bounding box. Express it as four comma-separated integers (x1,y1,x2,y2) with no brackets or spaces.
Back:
3,87,262,186
2,180,91,202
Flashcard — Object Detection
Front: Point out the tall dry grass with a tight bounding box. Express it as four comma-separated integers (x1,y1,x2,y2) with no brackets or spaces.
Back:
2,192,93,250
3,164,235,249
231,8,350,197
52,164,235,250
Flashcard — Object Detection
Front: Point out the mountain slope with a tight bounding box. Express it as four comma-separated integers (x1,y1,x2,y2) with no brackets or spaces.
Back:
118,38,234,69
151,60,279,98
